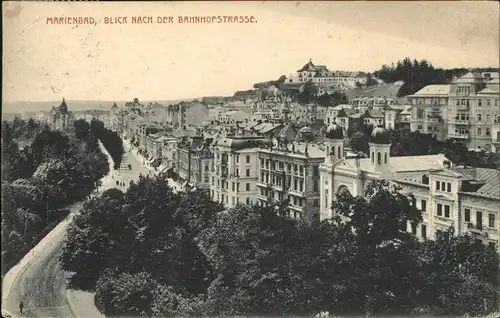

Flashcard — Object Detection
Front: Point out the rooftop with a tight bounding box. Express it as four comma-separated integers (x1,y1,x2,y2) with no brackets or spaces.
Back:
258,142,325,159
411,85,451,96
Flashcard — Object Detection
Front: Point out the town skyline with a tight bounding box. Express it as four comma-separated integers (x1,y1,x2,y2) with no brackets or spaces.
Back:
3,1,499,102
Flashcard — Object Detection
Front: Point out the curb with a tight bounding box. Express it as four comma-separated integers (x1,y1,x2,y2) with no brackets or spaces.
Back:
65,290,79,318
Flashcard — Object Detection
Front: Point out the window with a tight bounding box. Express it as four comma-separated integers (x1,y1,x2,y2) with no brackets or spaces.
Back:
384,153,388,164
436,181,440,190
313,181,318,192
246,169,250,177
236,156,239,163
478,128,482,136
421,224,427,239
246,197,250,205
444,205,450,218
313,165,319,177
486,128,491,136
246,183,250,191
246,155,250,163
478,114,482,122
418,125,423,130
489,214,495,228
371,152,374,164
477,211,483,229
441,182,446,190
232,182,235,191
377,152,381,164
422,175,429,184
421,200,427,212
465,209,471,222
313,199,319,207
447,183,451,192
437,203,443,216
478,99,482,106
411,223,417,235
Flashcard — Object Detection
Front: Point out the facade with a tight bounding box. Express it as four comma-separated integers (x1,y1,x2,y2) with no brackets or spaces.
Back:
407,84,449,140
176,136,213,191
49,98,74,131
166,101,210,129
447,72,500,150
408,72,500,149
319,124,500,252
210,136,269,209
257,138,324,221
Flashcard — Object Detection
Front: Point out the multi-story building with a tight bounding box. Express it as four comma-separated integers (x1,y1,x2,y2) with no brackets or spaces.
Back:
49,98,74,131
166,100,209,129
210,136,269,209
407,85,449,139
447,72,500,150
257,139,324,221
176,136,213,191
408,72,500,149
319,124,500,252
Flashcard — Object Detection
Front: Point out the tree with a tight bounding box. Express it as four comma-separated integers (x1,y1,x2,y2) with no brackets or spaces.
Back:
349,131,370,153
74,119,90,140
297,81,317,104
330,180,423,315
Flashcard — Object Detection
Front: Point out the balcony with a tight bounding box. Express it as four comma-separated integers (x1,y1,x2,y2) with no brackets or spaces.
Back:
456,103,470,110
448,131,469,139
451,117,470,126
425,116,439,123
465,223,487,235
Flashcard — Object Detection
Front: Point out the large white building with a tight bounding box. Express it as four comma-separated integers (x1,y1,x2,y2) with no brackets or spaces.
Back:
319,123,500,252
408,72,500,149
285,59,367,89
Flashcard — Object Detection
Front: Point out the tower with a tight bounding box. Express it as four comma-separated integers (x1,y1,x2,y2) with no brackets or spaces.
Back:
369,126,391,172
324,123,344,164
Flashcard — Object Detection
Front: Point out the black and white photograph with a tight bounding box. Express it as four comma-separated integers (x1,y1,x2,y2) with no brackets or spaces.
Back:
1,1,500,317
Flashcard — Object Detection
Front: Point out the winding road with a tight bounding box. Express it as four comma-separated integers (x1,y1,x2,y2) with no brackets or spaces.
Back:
2,139,179,317
2,141,115,318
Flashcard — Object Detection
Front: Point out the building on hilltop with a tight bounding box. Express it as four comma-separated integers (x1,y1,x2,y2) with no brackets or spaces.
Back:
285,59,367,89
49,98,74,131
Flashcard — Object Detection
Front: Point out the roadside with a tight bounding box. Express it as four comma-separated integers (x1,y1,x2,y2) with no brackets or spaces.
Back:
1,141,114,318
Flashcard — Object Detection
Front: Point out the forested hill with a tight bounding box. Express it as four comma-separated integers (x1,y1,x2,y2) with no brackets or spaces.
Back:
373,57,499,97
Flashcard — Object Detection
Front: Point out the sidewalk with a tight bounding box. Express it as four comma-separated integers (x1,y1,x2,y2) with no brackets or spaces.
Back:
66,290,104,318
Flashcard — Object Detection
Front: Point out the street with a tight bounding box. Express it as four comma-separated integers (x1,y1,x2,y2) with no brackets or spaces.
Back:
1,140,180,318
2,142,114,318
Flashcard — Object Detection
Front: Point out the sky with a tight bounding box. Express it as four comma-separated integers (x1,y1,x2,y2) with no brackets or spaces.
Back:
2,1,499,103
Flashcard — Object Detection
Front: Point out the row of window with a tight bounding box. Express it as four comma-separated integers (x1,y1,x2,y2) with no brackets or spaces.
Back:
213,179,252,192
212,191,252,206
464,209,496,229
435,181,452,192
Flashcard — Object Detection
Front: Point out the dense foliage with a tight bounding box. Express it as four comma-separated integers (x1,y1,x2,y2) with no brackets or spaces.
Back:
349,128,500,169
60,175,499,317
297,81,348,106
373,58,472,97
1,118,109,275
86,119,124,170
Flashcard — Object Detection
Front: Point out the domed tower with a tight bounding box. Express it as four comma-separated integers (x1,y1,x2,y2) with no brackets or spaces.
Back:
324,123,344,164
369,126,391,171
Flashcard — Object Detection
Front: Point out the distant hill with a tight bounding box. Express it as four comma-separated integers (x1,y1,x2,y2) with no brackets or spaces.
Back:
1,99,191,114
